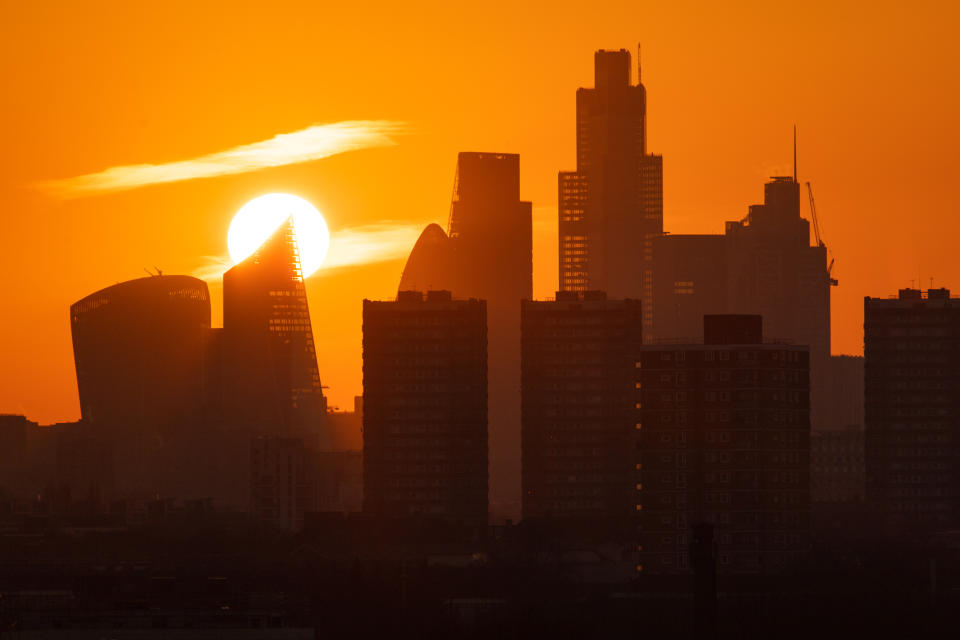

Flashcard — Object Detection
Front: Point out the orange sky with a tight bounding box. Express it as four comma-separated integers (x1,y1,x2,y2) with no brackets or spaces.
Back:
2,1,958,423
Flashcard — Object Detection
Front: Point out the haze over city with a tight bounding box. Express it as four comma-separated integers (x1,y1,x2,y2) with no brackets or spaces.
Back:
2,2,960,637
2,1,958,423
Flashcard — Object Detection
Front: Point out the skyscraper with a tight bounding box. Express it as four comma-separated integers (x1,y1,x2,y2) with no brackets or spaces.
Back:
399,152,531,520
70,274,211,498
362,290,488,525
653,173,833,433
865,288,960,535
71,274,211,438
653,176,830,359
222,217,327,440
651,234,727,341
521,291,643,523
724,177,831,367
558,48,664,334
636,315,810,574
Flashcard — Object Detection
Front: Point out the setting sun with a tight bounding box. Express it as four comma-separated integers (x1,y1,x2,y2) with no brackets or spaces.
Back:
227,193,330,277
4,3,960,633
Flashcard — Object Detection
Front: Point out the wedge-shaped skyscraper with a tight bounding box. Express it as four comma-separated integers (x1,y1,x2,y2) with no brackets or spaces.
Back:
222,217,327,438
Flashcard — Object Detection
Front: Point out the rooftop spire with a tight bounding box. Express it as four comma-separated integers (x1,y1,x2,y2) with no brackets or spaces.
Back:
637,42,641,83
793,125,798,183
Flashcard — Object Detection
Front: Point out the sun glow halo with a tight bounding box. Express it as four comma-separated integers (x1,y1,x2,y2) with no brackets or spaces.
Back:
227,193,330,277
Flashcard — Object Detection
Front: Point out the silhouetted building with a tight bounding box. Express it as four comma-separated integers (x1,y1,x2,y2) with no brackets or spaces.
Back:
317,398,364,514
636,315,810,574
520,291,643,522
23,422,57,500
250,436,310,531
0,415,32,498
315,450,363,513
865,287,960,535
811,429,864,503
0,414,29,469
70,275,211,498
201,326,226,424
653,178,830,355
724,178,831,368
818,355,864,430
325,396,363,452
362,291,488,525
651,234,727,341
223,217,327,441
55,420,114,511
399,152,531,521
653,175,833,437
399,223,455,291
809,355,864,504
558,48,663,335
70,274,210,439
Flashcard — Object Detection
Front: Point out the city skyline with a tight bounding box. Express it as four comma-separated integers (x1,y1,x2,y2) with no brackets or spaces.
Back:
3,6,960,632
3,2,959,424
399,152,531,518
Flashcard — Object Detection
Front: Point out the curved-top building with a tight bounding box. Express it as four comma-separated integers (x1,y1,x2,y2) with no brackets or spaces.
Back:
398,223,456,293
70,274,211,441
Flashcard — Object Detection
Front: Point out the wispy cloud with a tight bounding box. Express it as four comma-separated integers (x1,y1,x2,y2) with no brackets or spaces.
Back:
192,221,428,282
38,120,404,198
323,222,425,270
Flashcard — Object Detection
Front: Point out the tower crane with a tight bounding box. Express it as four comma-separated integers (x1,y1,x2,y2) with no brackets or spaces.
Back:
805,181,838,286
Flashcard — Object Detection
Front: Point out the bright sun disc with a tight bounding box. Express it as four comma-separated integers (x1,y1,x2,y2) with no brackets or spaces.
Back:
227,193,330,277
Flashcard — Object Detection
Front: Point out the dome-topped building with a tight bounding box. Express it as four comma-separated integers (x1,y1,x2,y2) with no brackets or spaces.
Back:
398,223,456,293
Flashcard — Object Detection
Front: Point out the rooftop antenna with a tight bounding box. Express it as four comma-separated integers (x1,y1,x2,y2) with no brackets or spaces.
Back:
793,125,798,183
637,43,641,84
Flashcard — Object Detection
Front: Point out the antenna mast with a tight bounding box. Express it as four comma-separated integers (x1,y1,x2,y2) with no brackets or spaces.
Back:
793,125,797,183
637,43,641,84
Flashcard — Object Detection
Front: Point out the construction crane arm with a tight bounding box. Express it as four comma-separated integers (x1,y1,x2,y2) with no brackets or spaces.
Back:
805,181,824,248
